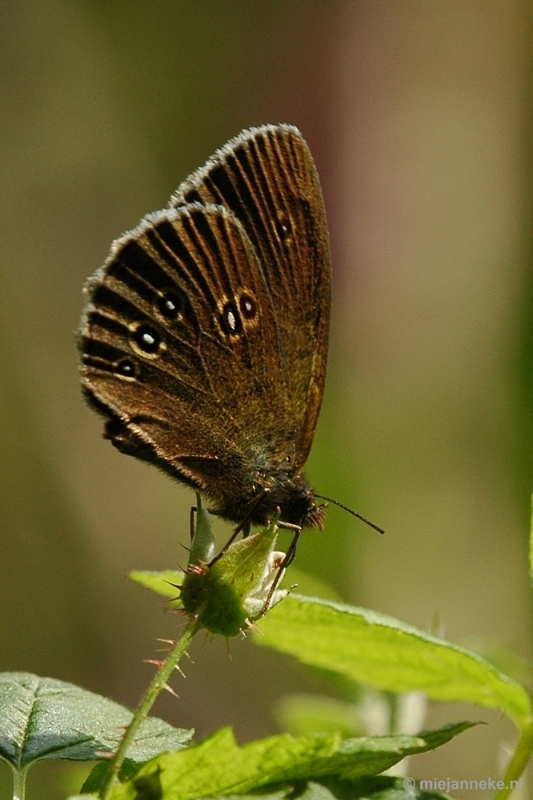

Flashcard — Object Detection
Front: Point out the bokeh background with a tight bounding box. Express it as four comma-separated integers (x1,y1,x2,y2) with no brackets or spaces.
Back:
1,1,532,797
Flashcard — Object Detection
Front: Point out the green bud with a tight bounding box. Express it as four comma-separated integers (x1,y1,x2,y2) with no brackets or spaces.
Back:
181,495,288,637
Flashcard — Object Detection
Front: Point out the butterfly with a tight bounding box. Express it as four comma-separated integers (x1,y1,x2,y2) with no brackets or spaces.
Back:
79,124,331,540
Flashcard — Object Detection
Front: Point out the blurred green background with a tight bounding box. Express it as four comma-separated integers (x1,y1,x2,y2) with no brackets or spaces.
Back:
1,1,532,797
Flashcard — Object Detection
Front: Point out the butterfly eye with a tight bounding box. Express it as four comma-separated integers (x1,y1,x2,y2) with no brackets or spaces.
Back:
115,358,137,379
155,289,184,321
130,323,165,357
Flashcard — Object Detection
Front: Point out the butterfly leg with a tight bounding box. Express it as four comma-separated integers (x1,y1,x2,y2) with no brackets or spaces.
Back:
209,488,270,564
278,524,302,570
233,487,272,538
261,525,301,613
210,520,251,564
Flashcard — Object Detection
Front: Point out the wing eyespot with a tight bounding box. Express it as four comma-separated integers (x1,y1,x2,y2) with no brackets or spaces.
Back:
154,288,186,322
115,358,138,380
130,322,166,358
216,291,259,338
238,290,257,321
218,301,243,337
274,213,293,242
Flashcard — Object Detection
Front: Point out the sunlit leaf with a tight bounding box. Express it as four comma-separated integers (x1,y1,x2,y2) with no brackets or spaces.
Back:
254,595,531,727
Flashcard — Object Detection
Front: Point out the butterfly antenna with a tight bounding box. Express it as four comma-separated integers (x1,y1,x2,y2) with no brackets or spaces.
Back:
315,494,384,534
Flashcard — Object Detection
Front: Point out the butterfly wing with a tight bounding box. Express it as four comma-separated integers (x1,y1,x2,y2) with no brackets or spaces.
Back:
171,124,331,468
80,203,305,505
80,126,331,518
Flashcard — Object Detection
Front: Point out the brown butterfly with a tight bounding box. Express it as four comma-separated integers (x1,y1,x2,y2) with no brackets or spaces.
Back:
79,125,331,540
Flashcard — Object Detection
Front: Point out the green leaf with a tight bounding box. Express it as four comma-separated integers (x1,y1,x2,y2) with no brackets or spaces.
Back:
280,567,343,602
107,722,473,799
70,779,452,800
254,595,532,728
229,775,454,800
0,672,193,771
205,791,288,800
275,693,367,738
129,570,185,603
80,758,139,794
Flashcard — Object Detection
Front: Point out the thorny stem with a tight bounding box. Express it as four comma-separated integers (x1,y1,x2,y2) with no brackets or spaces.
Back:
98,617,200,799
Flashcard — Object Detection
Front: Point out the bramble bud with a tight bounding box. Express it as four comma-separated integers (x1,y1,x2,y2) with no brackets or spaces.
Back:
181,495,288,637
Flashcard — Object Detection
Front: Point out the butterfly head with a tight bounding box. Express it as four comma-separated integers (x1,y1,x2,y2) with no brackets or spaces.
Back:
271,477,327,531
215,471,327,532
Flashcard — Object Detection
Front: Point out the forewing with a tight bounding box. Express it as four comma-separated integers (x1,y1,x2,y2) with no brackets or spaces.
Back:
80,204,294,501
171,124,331,467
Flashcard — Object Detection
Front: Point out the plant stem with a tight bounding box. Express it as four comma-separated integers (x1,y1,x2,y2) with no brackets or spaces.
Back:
495,719,533,800
11,766,26,800
99,618,200,799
